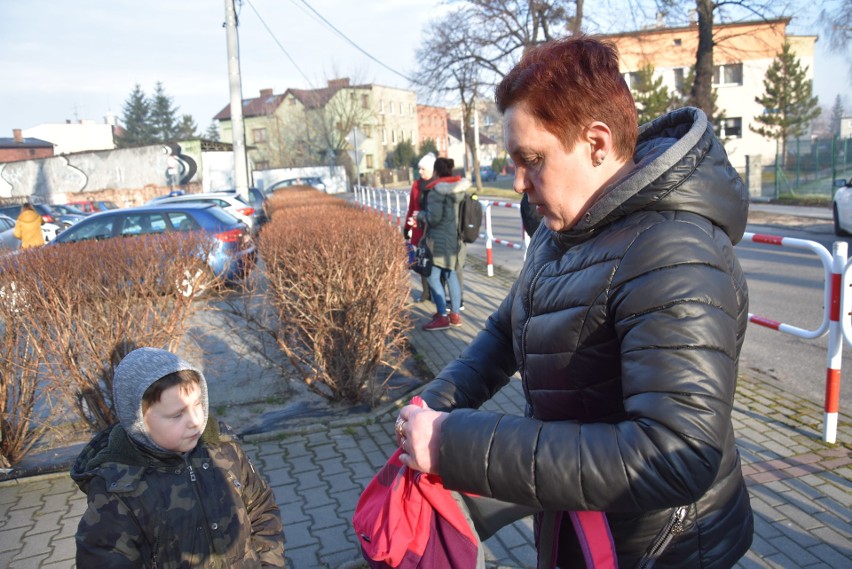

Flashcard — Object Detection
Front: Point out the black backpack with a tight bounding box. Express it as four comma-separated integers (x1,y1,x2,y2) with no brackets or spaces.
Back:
457,193,483,244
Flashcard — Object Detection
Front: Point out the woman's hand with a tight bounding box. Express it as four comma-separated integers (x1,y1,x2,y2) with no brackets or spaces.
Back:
396,402,448,475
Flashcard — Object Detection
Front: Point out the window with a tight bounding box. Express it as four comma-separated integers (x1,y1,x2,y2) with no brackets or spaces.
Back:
363,125,372,138
366,154,374,168
713,63,743,86
391,130,397,144
715,117,742,138
673,68,686,94
362,94,370,109
409,104,415,116
382,129,387,145
389,101,394,115
288,97,296,106
255,160,269,170
624,72,642,89
673,38,682,46
252,128,267,143
168,212,199,231
380,100,385,114
400,102,404,115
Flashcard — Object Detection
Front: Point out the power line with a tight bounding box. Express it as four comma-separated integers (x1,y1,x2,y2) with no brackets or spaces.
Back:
244,0,315,88
295,0,415,84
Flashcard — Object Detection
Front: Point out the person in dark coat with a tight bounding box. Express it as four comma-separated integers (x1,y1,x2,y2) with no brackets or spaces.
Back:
393,36,753,568
72,348,285,568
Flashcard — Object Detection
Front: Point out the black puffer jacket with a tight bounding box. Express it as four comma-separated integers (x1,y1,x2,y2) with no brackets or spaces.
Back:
420,108,753,568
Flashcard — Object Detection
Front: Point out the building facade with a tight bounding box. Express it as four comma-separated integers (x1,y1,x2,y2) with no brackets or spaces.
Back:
215,79,418,178
417,105,449,156
24,121,116,155
0,129,54,163
603,18,817,171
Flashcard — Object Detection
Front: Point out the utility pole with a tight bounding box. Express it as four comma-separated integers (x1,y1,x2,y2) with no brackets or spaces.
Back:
224,0,249,199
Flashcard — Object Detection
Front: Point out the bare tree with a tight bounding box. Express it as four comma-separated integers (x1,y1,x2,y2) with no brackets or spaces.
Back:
819,0,852,81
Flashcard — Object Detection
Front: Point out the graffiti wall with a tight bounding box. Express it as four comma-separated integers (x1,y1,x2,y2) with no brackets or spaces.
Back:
0,142,212,205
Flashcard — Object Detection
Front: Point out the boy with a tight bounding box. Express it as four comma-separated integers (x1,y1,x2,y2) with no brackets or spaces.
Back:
72,347,285,568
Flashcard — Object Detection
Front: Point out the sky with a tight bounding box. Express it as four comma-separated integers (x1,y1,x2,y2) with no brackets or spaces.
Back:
1,0,849,138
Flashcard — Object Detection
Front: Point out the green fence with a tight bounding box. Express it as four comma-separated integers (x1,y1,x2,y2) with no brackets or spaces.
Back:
762,136,852,199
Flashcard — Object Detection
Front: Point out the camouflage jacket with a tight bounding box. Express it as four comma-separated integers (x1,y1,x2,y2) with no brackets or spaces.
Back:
71,420,285,568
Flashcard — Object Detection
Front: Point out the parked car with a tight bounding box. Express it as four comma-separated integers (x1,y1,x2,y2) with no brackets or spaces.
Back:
266,176,327,193
66,200,120,214
212,188,268,227
46,203,89,229
473,165,498,182
832,178,852,236
50,203,255,282
147,192,258,231
0,214,20,252
0,204,62,241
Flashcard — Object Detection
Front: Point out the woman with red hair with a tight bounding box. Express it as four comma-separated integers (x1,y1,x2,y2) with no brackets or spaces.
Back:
394,36,753,567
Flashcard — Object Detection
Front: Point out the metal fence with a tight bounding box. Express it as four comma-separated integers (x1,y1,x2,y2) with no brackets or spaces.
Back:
760,135,852,199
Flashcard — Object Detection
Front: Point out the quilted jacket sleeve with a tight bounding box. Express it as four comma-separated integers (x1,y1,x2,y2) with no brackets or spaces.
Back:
431,218,746,514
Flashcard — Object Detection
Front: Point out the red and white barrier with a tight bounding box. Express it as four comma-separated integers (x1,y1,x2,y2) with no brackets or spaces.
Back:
479,199,530,277
743,232,845,443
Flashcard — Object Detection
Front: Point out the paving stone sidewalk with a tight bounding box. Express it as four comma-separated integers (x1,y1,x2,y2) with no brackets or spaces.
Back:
1,258,851,568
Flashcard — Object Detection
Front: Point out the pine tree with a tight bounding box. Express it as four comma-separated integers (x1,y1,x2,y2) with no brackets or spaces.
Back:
175,114,198,139
117,83,152,148
204,121,221,142
751,42,821,163
150,81,178,143
830,95,844,137
632,64,673,125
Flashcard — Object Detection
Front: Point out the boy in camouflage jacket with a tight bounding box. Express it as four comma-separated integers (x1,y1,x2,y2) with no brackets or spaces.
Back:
71,347,285,568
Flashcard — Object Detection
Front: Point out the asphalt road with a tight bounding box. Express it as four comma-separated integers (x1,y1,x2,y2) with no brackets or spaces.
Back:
473,198,852,409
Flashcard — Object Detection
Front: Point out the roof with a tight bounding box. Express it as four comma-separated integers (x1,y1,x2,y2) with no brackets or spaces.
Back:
0,137,54,149
214,92,288,120
214,81,372,120
447,119,497,145
597,16,792,40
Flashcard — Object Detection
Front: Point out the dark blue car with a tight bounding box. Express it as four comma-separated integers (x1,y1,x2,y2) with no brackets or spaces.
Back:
50,203,255,281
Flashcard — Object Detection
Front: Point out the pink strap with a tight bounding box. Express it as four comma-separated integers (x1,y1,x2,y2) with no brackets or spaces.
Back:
568,511,618,568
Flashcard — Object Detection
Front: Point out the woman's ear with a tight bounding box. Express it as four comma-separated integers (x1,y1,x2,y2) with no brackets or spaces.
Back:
585,121,614,167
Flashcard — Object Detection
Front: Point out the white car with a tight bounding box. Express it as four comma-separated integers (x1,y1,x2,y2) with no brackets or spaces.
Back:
147,193,256,231
832,178,852,236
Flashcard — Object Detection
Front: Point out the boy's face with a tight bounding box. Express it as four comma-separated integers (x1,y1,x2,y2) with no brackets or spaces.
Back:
143,382,205,453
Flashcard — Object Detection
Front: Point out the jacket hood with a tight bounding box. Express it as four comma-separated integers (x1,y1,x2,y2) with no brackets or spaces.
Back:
112,347,209,455
17,209,42,223
430,176,471,196
563,107,748,245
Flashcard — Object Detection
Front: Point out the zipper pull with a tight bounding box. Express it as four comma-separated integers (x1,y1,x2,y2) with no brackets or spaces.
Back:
671,505,688,536
187,464,197,482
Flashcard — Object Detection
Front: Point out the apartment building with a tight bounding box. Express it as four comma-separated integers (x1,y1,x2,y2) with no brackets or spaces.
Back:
603,17,817,171
215,79,418,175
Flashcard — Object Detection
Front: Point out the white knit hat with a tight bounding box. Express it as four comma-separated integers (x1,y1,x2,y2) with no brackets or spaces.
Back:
418,153,436,174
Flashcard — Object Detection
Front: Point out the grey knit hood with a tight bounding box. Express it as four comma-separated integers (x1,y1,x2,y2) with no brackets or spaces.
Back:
113,347,209,455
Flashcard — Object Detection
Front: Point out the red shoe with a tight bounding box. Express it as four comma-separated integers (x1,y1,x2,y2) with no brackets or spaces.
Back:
423,314,451,331
449,312,462,327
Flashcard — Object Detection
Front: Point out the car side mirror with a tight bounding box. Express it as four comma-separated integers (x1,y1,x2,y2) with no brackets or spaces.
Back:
835,179,848,188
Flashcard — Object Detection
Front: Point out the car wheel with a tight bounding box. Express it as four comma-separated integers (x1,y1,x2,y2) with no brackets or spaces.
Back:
833,204,850,237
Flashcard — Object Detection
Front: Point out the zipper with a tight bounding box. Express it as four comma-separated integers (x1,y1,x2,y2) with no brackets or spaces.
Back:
635,505,689,569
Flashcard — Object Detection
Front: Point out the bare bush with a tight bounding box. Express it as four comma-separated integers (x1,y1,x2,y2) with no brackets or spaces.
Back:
0,233,219,435
230,188,411,404
0,280,56,467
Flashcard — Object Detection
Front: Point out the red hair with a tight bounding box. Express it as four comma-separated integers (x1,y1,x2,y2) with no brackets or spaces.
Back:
495,35,638,161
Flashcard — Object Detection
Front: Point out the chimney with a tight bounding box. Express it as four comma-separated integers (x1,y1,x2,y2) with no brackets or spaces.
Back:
259,88,273,97
13,129,23,143
327,78,351,89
